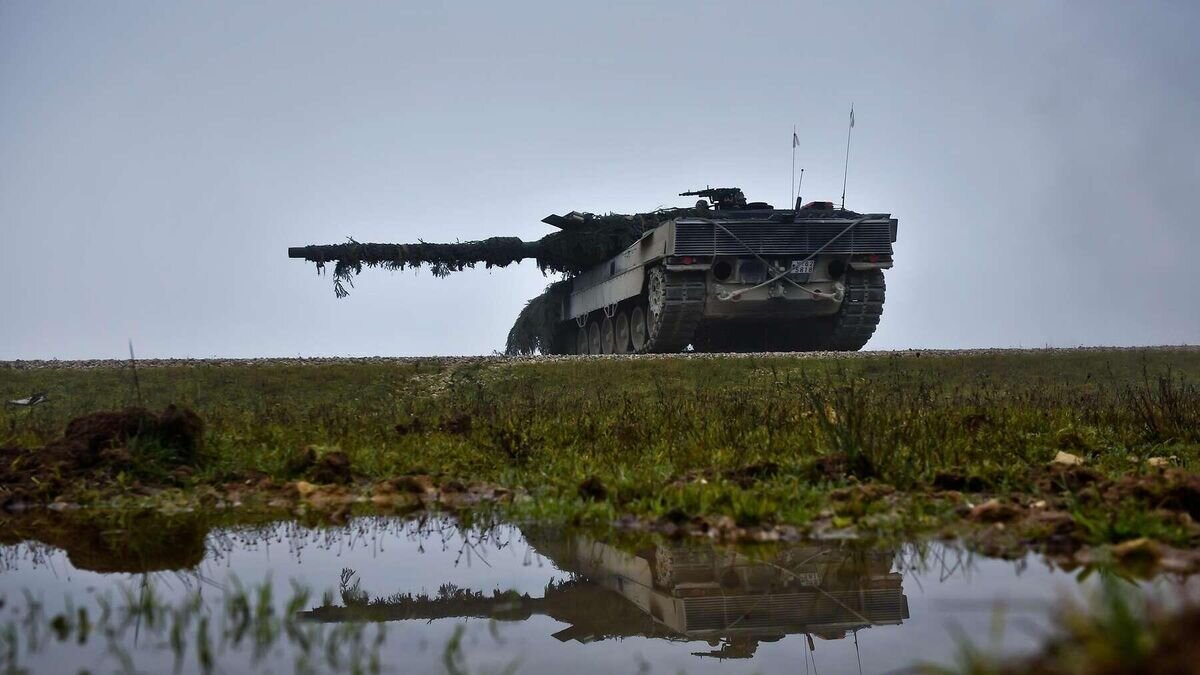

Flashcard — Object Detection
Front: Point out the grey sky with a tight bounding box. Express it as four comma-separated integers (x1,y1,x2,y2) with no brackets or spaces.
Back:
2,1,1197,359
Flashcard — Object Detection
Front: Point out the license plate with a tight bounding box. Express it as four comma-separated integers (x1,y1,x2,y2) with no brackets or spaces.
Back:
790,259,815,274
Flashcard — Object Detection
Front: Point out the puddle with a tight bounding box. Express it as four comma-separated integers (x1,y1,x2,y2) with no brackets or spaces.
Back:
1,515,1196,674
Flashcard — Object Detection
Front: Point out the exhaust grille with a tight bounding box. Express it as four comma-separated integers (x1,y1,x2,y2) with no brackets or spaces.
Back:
673,219,894,257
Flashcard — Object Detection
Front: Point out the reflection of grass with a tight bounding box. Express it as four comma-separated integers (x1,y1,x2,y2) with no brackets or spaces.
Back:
923,571,1197,675
0,577,386,675
1,350,1199,546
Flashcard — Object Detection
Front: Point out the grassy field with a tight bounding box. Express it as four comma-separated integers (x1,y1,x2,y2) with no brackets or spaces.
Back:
3,349,1200,557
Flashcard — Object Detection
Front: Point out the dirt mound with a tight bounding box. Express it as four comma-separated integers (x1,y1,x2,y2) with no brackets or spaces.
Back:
1101,468,1200,520
0,405,203,503
311,451,353,484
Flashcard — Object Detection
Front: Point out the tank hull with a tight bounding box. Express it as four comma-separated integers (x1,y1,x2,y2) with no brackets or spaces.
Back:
561,212,897,354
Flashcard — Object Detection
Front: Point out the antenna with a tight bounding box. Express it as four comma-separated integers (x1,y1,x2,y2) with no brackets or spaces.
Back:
840,103,855,209
791,125,798,208
796,168,805,208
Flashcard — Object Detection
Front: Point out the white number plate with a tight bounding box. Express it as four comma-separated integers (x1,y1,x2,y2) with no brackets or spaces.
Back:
790,259,815,274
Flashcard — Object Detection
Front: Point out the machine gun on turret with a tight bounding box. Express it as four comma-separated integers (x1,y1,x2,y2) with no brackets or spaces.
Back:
678,187,748,210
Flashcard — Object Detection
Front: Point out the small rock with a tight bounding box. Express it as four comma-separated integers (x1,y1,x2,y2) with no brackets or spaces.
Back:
1112,537,1163,567
711,515,737,532
969,499,1022,523
1147,456,1175,468
388,475,436,494
1051,451,1084,467
369,493,388,506
1028,509,1077,536
293,480,318,497
305,485,351,510
749,529,781,543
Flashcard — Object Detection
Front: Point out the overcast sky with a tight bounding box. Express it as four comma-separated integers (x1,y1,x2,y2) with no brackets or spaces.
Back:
2,1,1197,359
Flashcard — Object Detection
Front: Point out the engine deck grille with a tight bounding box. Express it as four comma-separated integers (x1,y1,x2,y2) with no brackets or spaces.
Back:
682,588,908,632
673,219,895,257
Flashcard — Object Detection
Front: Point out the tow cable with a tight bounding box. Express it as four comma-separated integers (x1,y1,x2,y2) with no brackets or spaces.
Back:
713,217,867,302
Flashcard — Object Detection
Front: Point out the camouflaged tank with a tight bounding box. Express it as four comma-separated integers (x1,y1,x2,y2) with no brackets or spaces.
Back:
288,187,898,355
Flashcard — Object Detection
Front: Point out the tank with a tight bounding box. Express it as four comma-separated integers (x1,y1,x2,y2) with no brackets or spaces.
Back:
297,532,909,657
287,187,898,355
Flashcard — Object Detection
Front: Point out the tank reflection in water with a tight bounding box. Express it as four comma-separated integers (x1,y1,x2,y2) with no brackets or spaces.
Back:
2,516,1196,674
301,533,908,662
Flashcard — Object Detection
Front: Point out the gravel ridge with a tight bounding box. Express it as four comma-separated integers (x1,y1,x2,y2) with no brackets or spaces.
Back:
2,345,1197,370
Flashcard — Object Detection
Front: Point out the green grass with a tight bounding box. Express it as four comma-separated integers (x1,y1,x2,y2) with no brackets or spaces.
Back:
923,569,1200,675
1,572,387,674
3,349,1200,546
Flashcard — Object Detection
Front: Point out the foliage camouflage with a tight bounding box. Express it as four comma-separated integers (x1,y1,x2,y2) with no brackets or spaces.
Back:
289,207,710,353
505,279,574,356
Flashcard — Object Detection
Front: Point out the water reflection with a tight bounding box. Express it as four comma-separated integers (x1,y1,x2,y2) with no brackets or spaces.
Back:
301,531,906,660
5,514,1188,674
0,511,209,573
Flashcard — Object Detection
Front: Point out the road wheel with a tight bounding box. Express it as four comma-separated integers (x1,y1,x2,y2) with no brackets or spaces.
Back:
576,326,589,355
588,322,601,355
600,316,616,354
630,306,648,352
614,311,631,354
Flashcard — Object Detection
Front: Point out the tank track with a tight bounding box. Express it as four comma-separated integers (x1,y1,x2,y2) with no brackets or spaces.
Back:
643,269,706,353
814,268,886,351
690,269,885,353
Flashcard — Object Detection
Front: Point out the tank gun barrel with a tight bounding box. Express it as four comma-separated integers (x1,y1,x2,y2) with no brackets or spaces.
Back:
288,214,648,297
287,238,540,267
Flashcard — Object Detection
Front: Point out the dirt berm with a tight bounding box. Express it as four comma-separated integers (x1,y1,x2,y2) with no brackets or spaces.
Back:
0,405,203,505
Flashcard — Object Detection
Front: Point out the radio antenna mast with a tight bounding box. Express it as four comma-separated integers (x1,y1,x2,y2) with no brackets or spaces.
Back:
791,125,799,208
840,103,855,209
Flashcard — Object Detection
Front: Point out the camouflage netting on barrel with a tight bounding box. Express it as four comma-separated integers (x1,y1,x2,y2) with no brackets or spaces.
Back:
322,237,535,298
291,210,696,297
